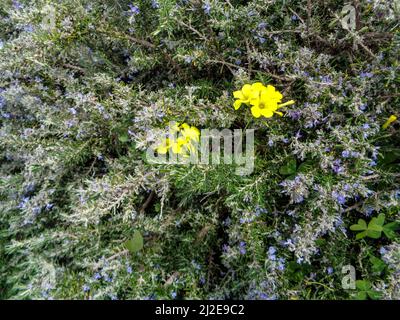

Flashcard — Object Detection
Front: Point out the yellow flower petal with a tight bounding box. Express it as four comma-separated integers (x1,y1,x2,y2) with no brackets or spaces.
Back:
233,90,245,100
278,100,295,108
241,84,252,98
261,108,274,118
233,99,243,110
251,82,266,92
251,106,262,118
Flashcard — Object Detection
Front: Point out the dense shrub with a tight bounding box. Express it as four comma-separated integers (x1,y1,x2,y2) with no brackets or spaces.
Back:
0,0,399,299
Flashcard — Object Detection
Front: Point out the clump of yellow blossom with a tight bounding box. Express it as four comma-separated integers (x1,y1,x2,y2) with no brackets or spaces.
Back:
233,82,295,118
382,115,397,129
156,122,200,156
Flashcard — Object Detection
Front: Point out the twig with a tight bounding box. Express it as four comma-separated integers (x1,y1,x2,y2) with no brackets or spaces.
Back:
140,190,155,214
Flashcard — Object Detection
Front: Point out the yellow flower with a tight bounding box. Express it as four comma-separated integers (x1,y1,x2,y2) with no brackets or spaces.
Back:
171,137,187,154
180,123,200,142
156,138,171,154
233,82,266,110
382,115,397,129
156,123,200,155
249,85,294,118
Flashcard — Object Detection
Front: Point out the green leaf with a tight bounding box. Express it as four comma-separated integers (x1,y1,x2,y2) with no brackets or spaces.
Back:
368,223,383,232
366,229,381,239
297,161,313,173
369,256,386,273
382,228,396,239
382,222,399,239
367,290,382,300
350,219,367,231
355,231,367,239
124,231,144,254
118,133,129,143
354,291,368,300
356,280,371,291
279,158,297,175
383,222,400,231
375,214,385,226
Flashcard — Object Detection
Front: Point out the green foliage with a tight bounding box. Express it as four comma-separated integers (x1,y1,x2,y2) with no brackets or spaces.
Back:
350,214,399,240
124,231,144,254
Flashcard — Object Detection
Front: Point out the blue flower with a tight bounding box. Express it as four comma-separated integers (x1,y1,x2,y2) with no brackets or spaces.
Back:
239,241,247,255
171,291,177,299
341,150,350,158
128,4,140,15
202,2,211,15
82,284,90,292
379,247,387,255
126,266,133,274
326,267,334,275
94,272,102,280
268,246,276,256
151,0,160,9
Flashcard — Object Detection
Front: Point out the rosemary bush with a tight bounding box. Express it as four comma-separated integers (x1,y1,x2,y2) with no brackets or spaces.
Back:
0,0,399,300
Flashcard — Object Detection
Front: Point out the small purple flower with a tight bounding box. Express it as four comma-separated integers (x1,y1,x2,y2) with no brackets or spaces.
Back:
332,191,346,205
268,246,276,260
379,247,387,255
82,284,90,292
332,159,344,174
360,72,373,78
258,22,268,29
297,256,304,264
202,2,211,15
327,267,334,275
151,0,160,9
23,25,34,33
17,196,30,209
68,107,77,115
359,104,367,111
94,272,102,280
126,266,133,274
171,291,177,299
128,4,140,15
342,150,350,158
257,37,266,44
239,241,247,255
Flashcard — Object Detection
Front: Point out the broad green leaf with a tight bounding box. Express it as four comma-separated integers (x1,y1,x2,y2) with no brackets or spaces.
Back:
297,161,313,173
382,228,396,239
366,229,381,239
356,231,367,239
375,214,385,226
350,223,366,231
383,222,400,231
354,291,367,300
279,158,297,175
118,133,129,143
124,231,144,254
369,256,386,273
367,290,382,300
356,280,371,291
368,223,383,232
